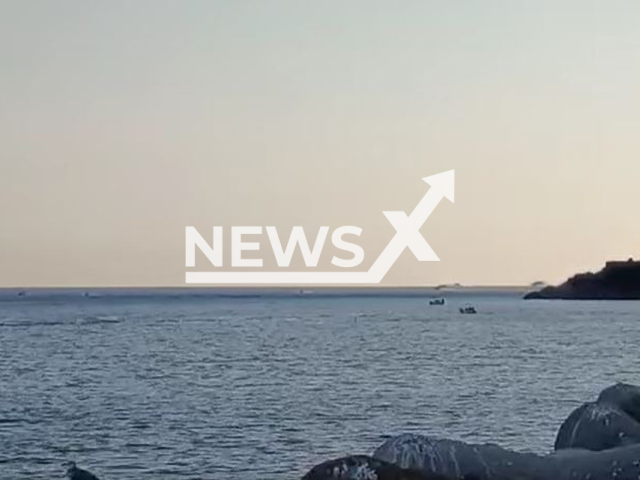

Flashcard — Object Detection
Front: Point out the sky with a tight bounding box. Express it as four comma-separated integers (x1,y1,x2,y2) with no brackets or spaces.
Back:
1,1,639,287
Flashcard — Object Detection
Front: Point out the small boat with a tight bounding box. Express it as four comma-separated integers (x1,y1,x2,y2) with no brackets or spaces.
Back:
429,298,445,305
459,305,477,314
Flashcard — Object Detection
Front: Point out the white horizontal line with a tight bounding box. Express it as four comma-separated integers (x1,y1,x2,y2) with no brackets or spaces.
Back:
186,271,376,284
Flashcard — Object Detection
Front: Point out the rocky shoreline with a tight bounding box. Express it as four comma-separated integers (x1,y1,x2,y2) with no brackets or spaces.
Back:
302,383,640,480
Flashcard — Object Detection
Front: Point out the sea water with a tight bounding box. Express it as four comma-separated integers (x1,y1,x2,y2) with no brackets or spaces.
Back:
0,289,638,479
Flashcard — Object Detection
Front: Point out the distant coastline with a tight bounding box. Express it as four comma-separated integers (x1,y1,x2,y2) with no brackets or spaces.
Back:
525,259,640,300
0,285,530,302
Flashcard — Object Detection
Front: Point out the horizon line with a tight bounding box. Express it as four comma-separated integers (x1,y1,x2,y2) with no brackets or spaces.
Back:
0,284,536,290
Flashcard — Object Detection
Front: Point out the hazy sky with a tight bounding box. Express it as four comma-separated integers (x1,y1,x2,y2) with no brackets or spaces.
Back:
1,1,639,287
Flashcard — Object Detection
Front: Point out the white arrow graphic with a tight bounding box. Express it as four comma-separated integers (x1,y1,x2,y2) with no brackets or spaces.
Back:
185,170,454,284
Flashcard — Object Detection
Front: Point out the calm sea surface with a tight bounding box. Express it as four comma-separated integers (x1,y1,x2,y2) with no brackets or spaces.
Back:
1,289,639,479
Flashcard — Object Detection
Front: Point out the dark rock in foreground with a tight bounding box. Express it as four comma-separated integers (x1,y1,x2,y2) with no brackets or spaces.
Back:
524,259,640,300
370,383,640,480
300,455,462,480
373,434,545,480
303,383,640,480
555,383,640,451
373,432,640,480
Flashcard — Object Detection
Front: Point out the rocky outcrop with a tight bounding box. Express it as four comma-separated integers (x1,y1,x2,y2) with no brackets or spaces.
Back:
300,455,462,480
302,383,640,480
525,259,640,299
554,383,640,451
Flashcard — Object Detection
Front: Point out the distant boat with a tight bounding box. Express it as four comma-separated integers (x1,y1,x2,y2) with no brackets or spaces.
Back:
435,283,463,290
429,298,445,305
459,305,477,314
17,291,26,297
